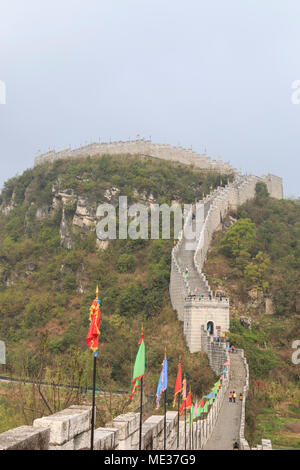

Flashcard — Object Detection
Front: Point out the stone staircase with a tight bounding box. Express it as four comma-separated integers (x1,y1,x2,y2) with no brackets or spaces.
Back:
175,219,210,298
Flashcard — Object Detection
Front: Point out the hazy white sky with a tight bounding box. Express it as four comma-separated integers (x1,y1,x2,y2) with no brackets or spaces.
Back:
1,0,300,196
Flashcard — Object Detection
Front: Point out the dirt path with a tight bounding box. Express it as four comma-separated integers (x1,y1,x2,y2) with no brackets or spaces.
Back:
204,353,246,450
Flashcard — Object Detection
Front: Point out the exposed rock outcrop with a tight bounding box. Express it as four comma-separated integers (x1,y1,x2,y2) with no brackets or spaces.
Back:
59,207,73,250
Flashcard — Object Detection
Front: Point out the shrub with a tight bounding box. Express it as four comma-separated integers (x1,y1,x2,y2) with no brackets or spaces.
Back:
118,254,136,273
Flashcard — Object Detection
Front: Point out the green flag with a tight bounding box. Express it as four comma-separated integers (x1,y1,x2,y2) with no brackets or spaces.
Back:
130,331,145,401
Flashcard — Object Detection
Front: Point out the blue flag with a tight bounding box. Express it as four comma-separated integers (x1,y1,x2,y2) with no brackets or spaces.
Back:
156,352,168,409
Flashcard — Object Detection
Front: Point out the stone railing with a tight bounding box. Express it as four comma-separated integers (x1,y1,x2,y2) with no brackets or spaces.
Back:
0,371,230,451
235,349,272,451
0,405,119,451
236,349,251,450
169,206,193,319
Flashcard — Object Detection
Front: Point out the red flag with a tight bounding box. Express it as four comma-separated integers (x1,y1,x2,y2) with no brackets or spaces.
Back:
200,398,205,408
173,362,182,407
179,401,185,416
186,391,192,410
179,390,192,415
86,290,101,352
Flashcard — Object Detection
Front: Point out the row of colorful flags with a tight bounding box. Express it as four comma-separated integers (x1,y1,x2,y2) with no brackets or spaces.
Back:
124,327,228,426
85,288,228,429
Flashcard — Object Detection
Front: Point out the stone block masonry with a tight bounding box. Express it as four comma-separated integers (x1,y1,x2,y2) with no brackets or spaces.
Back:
33,405,93,450
0,426,50,450
34,140,235,173
0,405,119,450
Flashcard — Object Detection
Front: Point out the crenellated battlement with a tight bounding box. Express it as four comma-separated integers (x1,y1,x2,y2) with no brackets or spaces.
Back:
34,139,235,173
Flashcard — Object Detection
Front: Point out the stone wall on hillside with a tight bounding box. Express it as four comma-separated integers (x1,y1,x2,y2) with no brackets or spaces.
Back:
34,140,235,173
170,173,283,353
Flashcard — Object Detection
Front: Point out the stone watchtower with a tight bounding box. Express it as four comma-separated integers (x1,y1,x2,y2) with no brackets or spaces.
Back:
184,297,230,352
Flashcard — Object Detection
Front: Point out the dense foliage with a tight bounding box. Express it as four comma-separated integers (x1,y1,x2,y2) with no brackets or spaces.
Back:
0,154,232,430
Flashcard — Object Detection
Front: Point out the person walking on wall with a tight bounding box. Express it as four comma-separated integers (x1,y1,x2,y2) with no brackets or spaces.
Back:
229,391,232,403
232,390,236,404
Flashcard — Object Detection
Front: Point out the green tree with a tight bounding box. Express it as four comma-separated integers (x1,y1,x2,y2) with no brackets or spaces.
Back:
221,218,256,260
118,254,136,273
244,251,271,294
255,181,269,204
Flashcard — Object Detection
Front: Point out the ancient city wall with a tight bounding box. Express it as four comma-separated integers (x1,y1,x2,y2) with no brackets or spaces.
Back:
34,140,235,173
169,172,283,355
193,174,281,280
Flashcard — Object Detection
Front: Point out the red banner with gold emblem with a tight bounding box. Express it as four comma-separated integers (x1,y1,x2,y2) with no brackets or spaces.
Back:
86,296,101,352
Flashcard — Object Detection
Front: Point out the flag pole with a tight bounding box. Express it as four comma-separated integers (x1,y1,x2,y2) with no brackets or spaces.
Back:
139,326,144,451
164,346,167,451
196,411,198,450
184,405,186,450
177,356,181,449
177,393,180,448
88,284,100,452
139,376,143,450
189,387,192,450
164,388,167,450
191,408,193,450
90,351,97,451
189,410,191,450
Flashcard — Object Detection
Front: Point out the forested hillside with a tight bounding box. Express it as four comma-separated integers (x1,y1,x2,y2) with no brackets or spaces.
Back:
0,154,233,431
204,184,300,448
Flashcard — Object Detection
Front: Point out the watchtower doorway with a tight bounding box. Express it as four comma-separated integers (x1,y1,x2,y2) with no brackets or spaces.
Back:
207,321,214,335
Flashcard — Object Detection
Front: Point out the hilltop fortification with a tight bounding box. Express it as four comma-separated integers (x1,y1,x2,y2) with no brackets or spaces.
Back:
34,139,235,173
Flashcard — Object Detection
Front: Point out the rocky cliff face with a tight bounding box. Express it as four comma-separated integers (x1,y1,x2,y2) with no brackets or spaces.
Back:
32,182,159,251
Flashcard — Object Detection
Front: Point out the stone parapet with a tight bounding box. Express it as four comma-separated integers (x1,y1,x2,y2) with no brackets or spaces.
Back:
33,405,91,449
0,425,50,450
34,140,236,173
